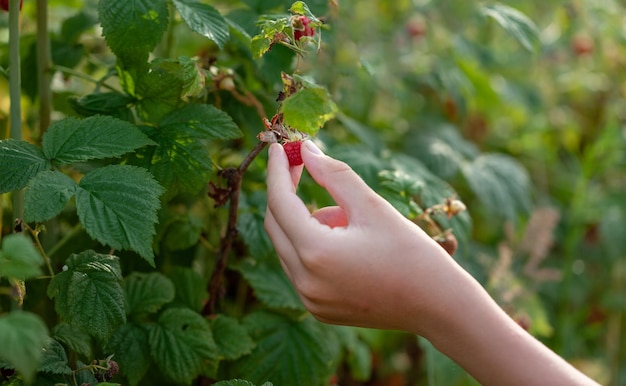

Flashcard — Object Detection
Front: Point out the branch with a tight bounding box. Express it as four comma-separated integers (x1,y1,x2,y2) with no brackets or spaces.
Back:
202,141,268,316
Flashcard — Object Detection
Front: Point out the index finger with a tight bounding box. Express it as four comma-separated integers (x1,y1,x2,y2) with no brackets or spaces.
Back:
266,143,321,243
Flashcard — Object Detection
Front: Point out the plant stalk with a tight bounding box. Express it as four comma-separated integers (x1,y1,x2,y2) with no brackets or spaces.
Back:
9,0,24,220
36,0,52,139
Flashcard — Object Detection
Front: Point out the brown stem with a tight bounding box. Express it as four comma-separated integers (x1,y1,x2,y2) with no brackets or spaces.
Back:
202,141,268,316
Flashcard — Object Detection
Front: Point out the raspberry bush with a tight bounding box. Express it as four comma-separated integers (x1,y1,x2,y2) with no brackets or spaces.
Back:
0,0,622,385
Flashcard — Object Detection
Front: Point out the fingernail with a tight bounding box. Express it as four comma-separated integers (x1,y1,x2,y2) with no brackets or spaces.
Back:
304,140,324,155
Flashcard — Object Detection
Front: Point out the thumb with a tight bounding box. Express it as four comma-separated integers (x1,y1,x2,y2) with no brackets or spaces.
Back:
301,140,383,223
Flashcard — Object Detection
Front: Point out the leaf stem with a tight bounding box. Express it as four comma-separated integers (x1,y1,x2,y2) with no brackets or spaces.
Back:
25,224,55,277
52,65,119,92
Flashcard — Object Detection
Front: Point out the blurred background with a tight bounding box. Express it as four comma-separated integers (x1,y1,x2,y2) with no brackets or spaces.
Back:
1,0,624,384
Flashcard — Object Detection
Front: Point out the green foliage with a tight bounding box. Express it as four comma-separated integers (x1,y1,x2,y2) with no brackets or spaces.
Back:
0,0,621,385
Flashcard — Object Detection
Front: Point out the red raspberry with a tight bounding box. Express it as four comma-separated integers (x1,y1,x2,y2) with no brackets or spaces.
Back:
294,16,315,41
283,141,303,166
0,0,23,12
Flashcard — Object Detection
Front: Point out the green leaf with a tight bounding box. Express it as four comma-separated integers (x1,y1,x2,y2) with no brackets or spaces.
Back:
234,257,304,311
0,234,44,279
38,339,72,375
225,311,334,386
0,139,50,194
123,272,175,315
24,171,77,223
462,153,532,219
69,92,135,120
250,17,289,59
480,4,540,52
167,267,207,312
238,192,274,260
60,11,98,43
51,323,93,359
159,103,243,140
151,57,206,98
98,0,170,62
156,213,204,253
106,323,151,386
41,116,154,165
172,0,230,49
210,315,255,361
135,104,241,196
0,311,49,384
282,86,336,136
148,308,219,385
75,165,164,264
47,251,126,342
134,63,185,121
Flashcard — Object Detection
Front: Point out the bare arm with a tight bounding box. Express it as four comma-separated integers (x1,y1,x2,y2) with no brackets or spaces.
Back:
264,140,599,386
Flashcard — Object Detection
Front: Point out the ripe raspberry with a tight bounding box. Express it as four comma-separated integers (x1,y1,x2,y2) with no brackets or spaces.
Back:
283,141,303,166
293,16,315,41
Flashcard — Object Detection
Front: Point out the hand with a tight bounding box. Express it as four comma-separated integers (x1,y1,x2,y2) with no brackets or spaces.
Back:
264,140,464,334
264,140,600,386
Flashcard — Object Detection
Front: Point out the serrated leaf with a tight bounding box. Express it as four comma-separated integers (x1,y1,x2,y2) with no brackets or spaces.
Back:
98,0,169,62
234,257,304,311
0,234,44,279
38,339,72,375
69,92,135,120
51,323,93,359
282,86,336,135
159,103,242,140
24,171,77,223
250,17,289,59
135,104,241,196
148,308,218,385
168,266,207,312
47,251,125,342
106,322,151,386
137,126,212,197
225,311,334,386
41,116,154,165
238,192,273,260
0,139,50,194
123,272,175,315
151,57,206,98
135,63,185,121
210,315,255,361
74,165,163,264
0,311,49,384
462,153,531,219
172,0,230,49
480,4,540,52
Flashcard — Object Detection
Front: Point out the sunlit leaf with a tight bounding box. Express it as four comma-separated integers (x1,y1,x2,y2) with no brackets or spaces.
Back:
282,86,336,136
172,0,230,49
98,0,169,62
480,4,540,52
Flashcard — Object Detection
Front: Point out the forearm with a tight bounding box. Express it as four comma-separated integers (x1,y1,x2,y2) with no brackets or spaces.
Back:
417,265,599,386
